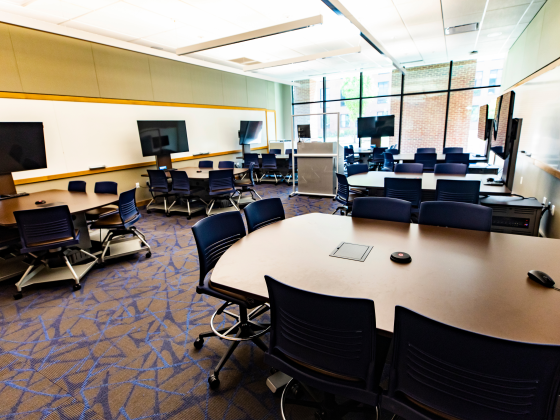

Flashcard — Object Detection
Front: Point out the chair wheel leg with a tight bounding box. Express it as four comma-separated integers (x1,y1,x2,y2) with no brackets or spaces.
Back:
187,215,191,220
13,292,22,300
73,284,81,291
193,337,204,349
166,213,171,217
146,252,152,258
208,374,220,389
146,210,151,214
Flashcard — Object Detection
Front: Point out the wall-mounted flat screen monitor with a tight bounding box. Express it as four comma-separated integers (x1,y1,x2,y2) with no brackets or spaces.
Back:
239,121,263,145
477,105,489,140
490,91,515,160
137,120,188,157
297,124,311,139
0,122,47,174
357,116,395,138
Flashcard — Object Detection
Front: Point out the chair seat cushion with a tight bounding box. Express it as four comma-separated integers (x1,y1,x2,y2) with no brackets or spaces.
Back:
0,227,20,247
85,205,118,220
199,271,263,309
91,212,136,227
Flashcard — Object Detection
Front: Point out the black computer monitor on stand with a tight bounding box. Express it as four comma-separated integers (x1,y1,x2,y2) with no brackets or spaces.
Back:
357,116,395,148
240,121,263,154
297,124,310,142
137,121,189,170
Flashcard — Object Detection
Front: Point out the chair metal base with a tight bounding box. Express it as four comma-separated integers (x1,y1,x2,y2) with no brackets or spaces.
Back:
235,188,262,206
332,205,350,216
99,227,151,263
206,197,240,216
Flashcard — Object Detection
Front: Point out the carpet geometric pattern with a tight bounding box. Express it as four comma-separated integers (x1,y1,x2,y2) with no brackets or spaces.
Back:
0,183,366,420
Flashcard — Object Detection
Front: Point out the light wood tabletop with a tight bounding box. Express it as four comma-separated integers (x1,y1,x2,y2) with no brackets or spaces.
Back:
347,171,511,195
0,190,119,227
141,167,248,180
211,213,560,344
354,150,487,163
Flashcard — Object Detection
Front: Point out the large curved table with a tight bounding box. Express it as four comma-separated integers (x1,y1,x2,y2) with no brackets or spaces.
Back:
142,167,248,180
211,213,560,344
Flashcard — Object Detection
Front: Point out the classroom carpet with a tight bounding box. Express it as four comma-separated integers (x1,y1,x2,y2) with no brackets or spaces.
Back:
0,183,393,420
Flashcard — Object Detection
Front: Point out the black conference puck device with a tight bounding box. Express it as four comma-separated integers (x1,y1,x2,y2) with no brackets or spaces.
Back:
391,252,411,264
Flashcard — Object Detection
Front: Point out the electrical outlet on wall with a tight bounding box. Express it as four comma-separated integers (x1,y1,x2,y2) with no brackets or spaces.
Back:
543,196,547,204
551,205,555,216
520,176,523,185
135,182,140,188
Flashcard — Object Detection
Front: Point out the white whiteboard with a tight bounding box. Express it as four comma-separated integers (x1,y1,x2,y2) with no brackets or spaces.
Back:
0,98,269,181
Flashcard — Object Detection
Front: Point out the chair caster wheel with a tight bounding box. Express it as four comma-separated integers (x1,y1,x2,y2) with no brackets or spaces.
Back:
73,284,81,291
97,261,105,268
193,337,204,349
166,213,171,217
13,292,22,300
145,252,152,258
146,210,151,214
208,374,220,389
187,216,191,220
270,367,279,374
315,411,328,420
291,382,303,399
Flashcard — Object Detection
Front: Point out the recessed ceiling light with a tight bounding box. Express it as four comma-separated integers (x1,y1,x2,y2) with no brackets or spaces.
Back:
487,32,502,38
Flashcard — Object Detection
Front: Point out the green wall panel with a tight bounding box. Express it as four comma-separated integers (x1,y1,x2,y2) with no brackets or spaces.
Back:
9,26,99,97
149,57,193,103
522,9,543,80
0,24,22,92
92,44,153,101
266,81,276,110
537,0,560,69
191,66,224,106
222,72,248,107
247,77,267,108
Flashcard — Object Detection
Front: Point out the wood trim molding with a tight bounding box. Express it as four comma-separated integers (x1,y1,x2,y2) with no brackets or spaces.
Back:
523,153,560,181
504,57,560,93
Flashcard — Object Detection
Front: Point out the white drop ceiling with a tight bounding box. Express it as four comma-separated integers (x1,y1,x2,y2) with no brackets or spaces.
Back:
0,0,546,83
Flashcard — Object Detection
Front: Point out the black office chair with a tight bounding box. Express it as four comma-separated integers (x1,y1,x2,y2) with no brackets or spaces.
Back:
286,152,298,184
384,178,422,221
13,205,98,299
146,170,173,216
243,153,260,169
382,306,560,420
333,173,356,216
269,149,281,155
352,197,411,223
416,147,436,153
91,188,152,263
370,147,387,170
85,181,119,222
244,198,285,233
395,163,423,173
381,152,395,172
434,163,468,175
419,201,492,231
260,153,282,184
234,162,261,205
218,161,234,169
199,160,213,169
445,152,470,165
443,146,463,154
285,149,297,155
414,153,437,172
191,211,269,389
264,275,381,419
436,179,480,203
347,164,369,177
387,147,400,155
206,169,239,215
68,181,86,192
168,170,203,219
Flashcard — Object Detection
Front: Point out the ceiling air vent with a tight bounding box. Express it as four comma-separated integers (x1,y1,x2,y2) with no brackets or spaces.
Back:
229,57,261,65
445,23,479,35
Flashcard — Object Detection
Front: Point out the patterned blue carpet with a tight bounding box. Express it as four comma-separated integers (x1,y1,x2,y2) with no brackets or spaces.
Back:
0,183,360,420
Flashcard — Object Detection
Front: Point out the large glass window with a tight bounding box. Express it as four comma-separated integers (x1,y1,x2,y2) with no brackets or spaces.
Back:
291,59,503,154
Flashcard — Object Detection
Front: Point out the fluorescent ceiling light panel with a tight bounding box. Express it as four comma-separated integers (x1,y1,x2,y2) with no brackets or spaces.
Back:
243,46,360,71
445,23,479,35
176,15,323,55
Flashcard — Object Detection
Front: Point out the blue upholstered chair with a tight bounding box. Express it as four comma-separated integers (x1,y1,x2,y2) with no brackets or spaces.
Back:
414,153,437,172
168,170,203,219
198,160,213,168
85,181,119,221
382,306,560,420
146,170,173,216
234,162,261,204
395,163,423,173
370,147,388,170
384,177,422,221
191,211,270,389
347,164,369,177
434,163,468,175
269,149,281,155
443,147,463,154
445,152,470,165
436,179,480,203
206,169,239,215
333,173,356,216
244,198,285,233
419,201,492,231
13,205,98,299
218,161,234,169
352,197,411,223
68,180,86,192
91,188,151,263
381,152,395,172
417,147,436,153
260,153,282,184
243,153,260,169
264,275,380,419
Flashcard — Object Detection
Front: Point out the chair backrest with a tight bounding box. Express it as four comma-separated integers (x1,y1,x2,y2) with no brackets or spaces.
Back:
414,153,437,171
344,146,352,158
419,201,492,231
287,153,297,170
208,169,235,193
382,152,395,170
170,170,191,192
285,148,297,155
389,306,560,420
118,188,140,224
445,153,470,165
261,153,277,168
346,154,356,165
192,211,246,285
395,163,423,173
147,170,169,192
434,163,468,175
373,147,388,160
269,149,281,155
436,179,480,203
352,197,411,223
384,178,422,208
347,144,354,150
335,173,351,205
265,275,377,382
417,147,436,153
68,181,86,192
218,161,234,169
94,181,118,195
347,164,369,177
243,153,259,168
387,148,400,155
14,205,76,249
244,198,285,233
198,160,213,168
443,147,463,154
